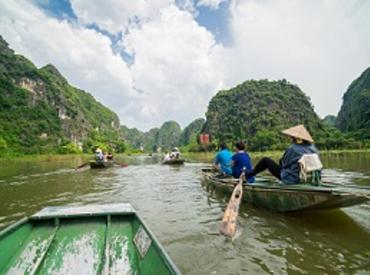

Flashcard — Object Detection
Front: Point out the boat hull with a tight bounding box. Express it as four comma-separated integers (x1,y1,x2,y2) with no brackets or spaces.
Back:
0,204,180,274
202,172,369,212
162,159,185,165
89,160,114,169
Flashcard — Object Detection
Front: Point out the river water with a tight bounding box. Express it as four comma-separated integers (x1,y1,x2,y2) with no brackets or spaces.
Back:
0,153,369,274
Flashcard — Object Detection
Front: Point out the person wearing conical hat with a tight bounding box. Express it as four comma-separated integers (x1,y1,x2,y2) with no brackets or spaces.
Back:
245,125,320,184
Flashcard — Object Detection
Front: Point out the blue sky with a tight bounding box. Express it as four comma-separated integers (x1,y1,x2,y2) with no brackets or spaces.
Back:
1,0,370,130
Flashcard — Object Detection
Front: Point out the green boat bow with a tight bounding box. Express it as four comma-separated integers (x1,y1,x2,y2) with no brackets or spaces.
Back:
0,204,180,274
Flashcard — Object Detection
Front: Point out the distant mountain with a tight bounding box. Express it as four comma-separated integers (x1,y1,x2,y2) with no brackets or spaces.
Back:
122,121,181,151
180,118,205,145
336,67,370,139
203,79,328,150
0,35,123,154
323,115,337,127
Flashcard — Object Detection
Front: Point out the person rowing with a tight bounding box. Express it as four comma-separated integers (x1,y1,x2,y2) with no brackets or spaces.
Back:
245,124,321,184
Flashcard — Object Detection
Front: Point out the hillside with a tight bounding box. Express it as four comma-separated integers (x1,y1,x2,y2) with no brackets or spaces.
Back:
203,79,328,151
122,121,181,152
180,118,205,146
0,36,123,154
336,67,370,139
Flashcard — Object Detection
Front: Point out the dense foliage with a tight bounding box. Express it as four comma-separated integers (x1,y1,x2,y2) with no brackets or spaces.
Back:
323,115,337,127
122,121,181,152
0,36,124,154
336,67,370,139
180,118,205,146
204,79,335,151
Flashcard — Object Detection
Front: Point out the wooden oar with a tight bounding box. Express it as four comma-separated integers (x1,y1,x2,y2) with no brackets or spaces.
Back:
75,161,89,170
113,160,128,168
220,172,245,238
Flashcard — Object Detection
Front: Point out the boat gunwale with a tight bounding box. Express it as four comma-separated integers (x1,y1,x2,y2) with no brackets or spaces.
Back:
0,204,181,275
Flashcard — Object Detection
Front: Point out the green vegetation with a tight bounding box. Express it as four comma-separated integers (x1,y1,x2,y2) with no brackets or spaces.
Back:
323,115,336,127
122,121,181,152
336,67,370,139
180,118,205,146
0,35,125,155
203,79,370,151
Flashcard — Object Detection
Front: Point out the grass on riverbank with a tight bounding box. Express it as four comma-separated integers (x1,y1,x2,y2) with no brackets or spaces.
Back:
1,148,370,161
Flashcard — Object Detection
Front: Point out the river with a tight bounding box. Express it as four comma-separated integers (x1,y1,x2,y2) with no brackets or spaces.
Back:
0,152,369,274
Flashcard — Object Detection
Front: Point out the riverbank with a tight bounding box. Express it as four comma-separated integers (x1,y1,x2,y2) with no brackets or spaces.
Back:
1,148,370,162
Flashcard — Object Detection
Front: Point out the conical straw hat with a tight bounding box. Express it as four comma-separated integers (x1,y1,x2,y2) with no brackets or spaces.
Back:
282,124,314,143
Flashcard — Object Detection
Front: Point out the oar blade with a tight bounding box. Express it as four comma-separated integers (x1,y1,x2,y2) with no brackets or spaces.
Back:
219,182,243,238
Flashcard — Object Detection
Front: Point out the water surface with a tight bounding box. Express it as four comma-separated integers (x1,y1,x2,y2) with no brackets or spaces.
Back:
0,153,369,274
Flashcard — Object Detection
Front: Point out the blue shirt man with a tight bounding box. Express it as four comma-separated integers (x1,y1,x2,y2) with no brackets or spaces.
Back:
214,143,233,175
232,142,255,183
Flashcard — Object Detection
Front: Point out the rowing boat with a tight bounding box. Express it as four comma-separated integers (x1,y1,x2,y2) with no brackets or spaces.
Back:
89,160,114,169
202,171,369,212
162,159,185,165
0,204,180,274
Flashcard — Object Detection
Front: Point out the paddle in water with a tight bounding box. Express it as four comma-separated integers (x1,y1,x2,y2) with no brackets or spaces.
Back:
220,171,245,238
114,160,128,168
75,161,89,170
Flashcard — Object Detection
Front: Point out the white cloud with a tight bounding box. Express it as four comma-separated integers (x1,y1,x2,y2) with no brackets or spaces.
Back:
1,0,369,131
70,0,174,33
0,0,137,123
197,0,227,9
121,5,224,128
224,0,370,117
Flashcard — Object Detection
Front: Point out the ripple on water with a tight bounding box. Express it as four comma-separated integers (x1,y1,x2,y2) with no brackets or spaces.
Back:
0,158,370,274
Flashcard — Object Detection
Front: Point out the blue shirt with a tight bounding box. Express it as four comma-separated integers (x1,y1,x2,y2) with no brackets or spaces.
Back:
280,143,319,184
232,151,255,183
215,149,233,175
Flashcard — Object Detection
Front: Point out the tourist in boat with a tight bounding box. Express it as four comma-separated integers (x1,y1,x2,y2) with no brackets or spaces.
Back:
245,124,320,184
107,152,114,161
163,151,171,161
214,142,233,176
232,141,255,183
170,147,180,159
95,148,104,162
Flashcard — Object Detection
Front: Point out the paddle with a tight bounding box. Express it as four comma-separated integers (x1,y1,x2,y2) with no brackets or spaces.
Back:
75,161,89,170
113,160,128,168
219,171,245,238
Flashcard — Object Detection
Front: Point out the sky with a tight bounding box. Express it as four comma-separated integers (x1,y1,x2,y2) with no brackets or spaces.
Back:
0,0,369,131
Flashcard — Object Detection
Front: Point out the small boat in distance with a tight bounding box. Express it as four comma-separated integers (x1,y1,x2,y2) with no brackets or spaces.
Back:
202,170,370,212
89,160,114,169
162,159,185,165
0,204,180,274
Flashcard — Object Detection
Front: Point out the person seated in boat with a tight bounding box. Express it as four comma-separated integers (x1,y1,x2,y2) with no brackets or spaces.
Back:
214,142,233,176
95,148,104,162
232,141,255,183
245,125,320,185
164,151,171,161
170,147,180,159
107,152,114,161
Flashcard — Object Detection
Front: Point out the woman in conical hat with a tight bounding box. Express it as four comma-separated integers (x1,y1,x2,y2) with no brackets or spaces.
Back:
245,124,320,184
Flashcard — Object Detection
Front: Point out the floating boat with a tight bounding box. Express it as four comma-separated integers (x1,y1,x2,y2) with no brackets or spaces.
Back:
162,159,185,165
202,171,370,212
89,160,114,169
0,204,180,275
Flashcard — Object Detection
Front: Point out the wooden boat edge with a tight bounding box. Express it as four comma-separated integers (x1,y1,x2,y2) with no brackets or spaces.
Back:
0,203,181,275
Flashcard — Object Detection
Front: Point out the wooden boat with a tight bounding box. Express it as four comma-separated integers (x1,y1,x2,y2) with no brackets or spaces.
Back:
89,160,114,169
0,204,180,275
162,159,185,165
202,171,370,212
